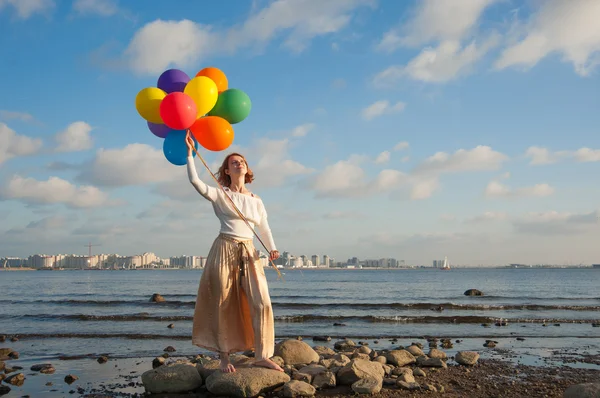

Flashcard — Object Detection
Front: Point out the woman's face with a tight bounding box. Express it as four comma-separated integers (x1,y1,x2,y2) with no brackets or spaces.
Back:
227,155,247,176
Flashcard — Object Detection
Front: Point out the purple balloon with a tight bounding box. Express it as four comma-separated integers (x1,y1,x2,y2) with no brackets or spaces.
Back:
147,121,172,138
157,69,190,93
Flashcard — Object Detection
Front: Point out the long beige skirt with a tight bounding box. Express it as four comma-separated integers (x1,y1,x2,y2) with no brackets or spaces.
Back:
192,233,275,360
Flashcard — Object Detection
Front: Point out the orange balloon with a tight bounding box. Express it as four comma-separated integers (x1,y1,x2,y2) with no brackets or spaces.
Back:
189,116,234,152
196,67,228,93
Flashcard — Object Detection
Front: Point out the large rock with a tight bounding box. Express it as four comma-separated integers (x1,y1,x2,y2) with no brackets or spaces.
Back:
352,378,382,394
274,340,319,366
337,359,384,385
283,380,316,397
384,350,416,367
455,351,480,366
563,382,600,398
141,363,202,394
464,289,483,296
206,367,290,397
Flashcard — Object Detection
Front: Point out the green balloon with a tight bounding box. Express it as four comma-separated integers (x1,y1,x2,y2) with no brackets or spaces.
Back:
208,88,252,124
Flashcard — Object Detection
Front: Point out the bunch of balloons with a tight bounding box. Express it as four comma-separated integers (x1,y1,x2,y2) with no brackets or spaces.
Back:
135,67,252,166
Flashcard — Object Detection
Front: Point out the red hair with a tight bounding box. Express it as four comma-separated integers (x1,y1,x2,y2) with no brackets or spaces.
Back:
216,152,254,187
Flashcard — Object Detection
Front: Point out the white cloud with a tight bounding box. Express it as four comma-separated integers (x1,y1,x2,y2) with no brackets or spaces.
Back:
291,123,315,137
485,181,554,198
0,0,54,19
55,121,93,152
376,0,498,51
409,177,439,200
374,0,499,84
77,143,181,187
123,0,374,75
525,146,600,165
323,211,364,220
374,151,390,164
465,211,507,223
495,0,600,77
72,0,118,16
0,110,34,122
393,141,409,151
413,145,508,175
374,37,499,85
513,210,599,235
331,78,346,89
361,100,406,120
0,123,43,165
0,175,115,208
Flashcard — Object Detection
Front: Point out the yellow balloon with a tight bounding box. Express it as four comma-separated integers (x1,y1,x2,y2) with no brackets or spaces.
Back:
135,87,166,124
184,76,218,117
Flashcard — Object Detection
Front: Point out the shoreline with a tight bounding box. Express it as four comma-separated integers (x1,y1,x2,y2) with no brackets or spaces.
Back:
2,335,599,397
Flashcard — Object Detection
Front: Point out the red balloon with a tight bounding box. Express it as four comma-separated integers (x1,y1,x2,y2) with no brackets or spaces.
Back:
189,116,234,152
159,92,197,130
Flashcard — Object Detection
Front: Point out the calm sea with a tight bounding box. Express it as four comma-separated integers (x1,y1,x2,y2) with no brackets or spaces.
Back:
0,268,598,359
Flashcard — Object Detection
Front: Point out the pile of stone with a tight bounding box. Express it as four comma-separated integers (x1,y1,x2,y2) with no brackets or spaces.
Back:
141,338,482,397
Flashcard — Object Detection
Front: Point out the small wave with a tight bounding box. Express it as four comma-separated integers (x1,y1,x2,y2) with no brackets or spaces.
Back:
275,315,600,324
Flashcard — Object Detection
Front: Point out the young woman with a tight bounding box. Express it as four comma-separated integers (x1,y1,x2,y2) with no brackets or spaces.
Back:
185,132,282,373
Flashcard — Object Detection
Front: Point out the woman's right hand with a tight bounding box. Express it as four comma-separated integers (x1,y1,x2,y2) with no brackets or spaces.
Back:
185,131,194,157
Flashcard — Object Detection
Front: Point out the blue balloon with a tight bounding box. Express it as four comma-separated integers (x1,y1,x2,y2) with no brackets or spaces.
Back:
163,130,197,166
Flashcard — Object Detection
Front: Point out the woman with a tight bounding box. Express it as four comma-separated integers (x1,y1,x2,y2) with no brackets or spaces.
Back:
185,132,283,373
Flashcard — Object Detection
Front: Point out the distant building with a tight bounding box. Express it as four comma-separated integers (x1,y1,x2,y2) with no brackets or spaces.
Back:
593,264,600,269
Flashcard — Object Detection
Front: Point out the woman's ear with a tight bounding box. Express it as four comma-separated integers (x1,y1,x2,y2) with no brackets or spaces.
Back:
224,168,230,175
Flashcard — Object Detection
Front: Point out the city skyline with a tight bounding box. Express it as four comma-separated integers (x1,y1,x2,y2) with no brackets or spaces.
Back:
0,1,599,266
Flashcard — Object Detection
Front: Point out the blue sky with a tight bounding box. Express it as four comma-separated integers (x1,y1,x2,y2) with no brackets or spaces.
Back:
0,0,599,266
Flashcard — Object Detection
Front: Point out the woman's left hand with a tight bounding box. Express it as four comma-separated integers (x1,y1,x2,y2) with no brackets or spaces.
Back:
269,250,280,261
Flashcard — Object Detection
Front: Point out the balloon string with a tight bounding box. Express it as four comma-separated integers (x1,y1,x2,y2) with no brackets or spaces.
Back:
188,130,284,282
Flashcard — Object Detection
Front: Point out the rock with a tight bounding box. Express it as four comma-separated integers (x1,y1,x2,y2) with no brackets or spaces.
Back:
397,381,421,391
297,364,327,379
0,360,4,372
205,367,290,397
292,372,311,383
312,336,331,342
413,368,426,377
337,359,384,385
406,345,425,357
4,373,25,386
7,351,18,359
97,356,108,364
455,351,480,366
352,377,382,394
357,346,372,355
30,364,52,371
428,348,447,359
40,366,56,374
384,350,416,367
563,382,600,398
464,289,483,296
283,380,316,397
64,375,79,384
334,339,355,351
423,383,438,392
0,385,10,396
392,367,415,383
373,356,386,365
0,348,12,360
312,346,336,357
417,356,447,368
9,338,18,343
0,335,4,342
312,371,336,389
167,324,174,329
274,339,319,366
351,353,371,361
164,345,176,352
141,363,202,394
152,356,166,369
150,293,165,302
484,341,497,348
271,356,285,369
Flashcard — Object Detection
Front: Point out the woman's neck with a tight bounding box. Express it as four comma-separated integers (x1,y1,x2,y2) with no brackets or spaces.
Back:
228,179,246,193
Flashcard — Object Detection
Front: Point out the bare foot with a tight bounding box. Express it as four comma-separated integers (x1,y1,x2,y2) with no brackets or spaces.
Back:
254,358,284,372
220,359,236,373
